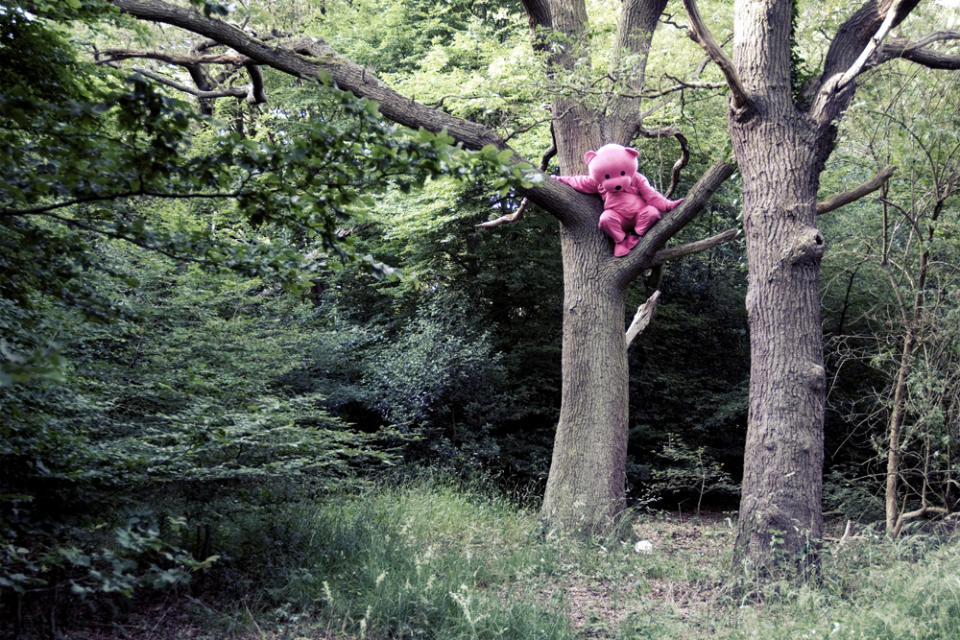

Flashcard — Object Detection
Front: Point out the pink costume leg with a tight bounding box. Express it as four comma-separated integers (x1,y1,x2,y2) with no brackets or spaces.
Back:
598,209,627,243
599,210,637,257
633,205,662,237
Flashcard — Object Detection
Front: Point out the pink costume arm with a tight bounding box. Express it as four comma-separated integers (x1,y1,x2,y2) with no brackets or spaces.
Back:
553,174,600,194
633,173,682,211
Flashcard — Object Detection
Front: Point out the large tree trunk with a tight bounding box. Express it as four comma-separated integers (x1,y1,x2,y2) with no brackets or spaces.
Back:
732,125,826,573
729,0,826,575
540,224,629,533
683,0,957,577
539,159,735,535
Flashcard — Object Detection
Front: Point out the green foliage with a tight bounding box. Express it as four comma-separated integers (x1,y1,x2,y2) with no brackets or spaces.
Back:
365,293,504,427
649,434,738,514
1,516,217,599
25,477,960,640
819,62,960,522
0,243,403,628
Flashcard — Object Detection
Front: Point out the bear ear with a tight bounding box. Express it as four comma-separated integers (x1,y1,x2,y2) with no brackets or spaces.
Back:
584,150,597,165
624,147,639,158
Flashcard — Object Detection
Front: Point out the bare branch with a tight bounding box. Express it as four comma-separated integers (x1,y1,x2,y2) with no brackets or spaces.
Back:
100,47,267,103
817,164,896,215
614,160,736,286
130,66,250,100
478,130,557,229
892,504,949,537
99,48,247,66
680,0,752,116
650,227,737,266
625,289,661,347
638,126,690,198
835,0,907,92
476,203,527,229
643,76,726,99
875,31,960,70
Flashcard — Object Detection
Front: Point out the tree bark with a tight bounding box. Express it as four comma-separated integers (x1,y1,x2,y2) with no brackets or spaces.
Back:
540,225,630,533
536,0,635,534
704,0,941,576
726,0,827,576
733,128,826,574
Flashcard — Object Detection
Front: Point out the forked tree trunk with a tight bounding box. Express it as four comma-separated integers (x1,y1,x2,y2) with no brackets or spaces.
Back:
728,0,827,575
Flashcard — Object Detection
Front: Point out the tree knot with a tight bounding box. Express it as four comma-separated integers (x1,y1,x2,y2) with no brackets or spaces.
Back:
784,227,825,265
804,362,825,393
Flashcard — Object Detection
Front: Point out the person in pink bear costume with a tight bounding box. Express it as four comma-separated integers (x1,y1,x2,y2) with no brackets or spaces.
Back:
553,143,683,257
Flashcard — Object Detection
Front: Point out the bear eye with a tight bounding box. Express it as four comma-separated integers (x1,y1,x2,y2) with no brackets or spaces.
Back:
620,171,626,176
604,174,610,179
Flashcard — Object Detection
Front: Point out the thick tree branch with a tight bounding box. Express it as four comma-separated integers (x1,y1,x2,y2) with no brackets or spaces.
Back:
807,0,921,122
243,61,267,104
110,0,505,149
817,165,896,215
614,160,735,286
605,0,668,143
834,0,908,92
650,227,737,266
680,0,752,116
110,1,600,227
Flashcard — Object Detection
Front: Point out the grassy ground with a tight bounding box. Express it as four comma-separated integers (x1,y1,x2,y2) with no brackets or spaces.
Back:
64,478,960,639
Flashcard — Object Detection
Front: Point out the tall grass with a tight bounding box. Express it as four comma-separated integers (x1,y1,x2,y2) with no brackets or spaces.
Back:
209,475,578,639
728,528,960,640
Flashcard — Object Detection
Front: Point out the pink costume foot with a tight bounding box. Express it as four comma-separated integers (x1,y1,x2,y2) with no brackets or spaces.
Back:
613,234,640,257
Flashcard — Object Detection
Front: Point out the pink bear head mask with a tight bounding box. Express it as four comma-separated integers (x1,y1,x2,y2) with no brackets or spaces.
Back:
584,144,640,196
553,143,683,257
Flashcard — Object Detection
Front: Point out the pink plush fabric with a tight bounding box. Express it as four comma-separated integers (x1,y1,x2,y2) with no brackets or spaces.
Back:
554,144,683,257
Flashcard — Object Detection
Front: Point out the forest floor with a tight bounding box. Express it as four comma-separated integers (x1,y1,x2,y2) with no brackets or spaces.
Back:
63,511,742,640
38,483,960,640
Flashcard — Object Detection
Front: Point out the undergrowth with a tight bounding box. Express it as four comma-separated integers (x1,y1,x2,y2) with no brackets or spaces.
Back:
48,475,960,640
